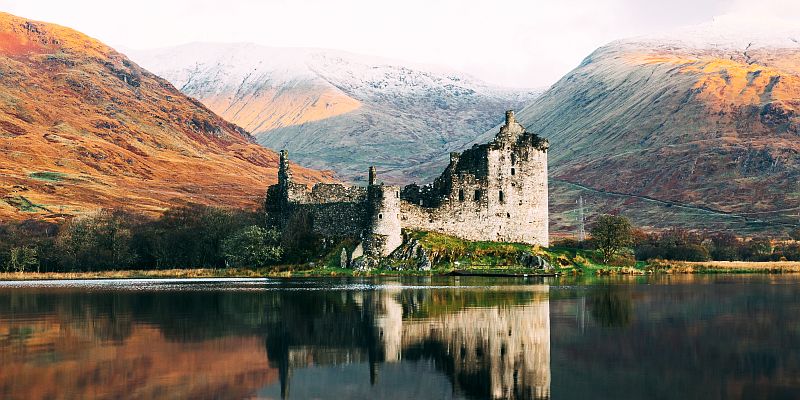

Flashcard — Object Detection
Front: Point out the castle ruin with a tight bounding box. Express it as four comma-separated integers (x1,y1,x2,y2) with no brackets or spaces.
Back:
265,110,549,259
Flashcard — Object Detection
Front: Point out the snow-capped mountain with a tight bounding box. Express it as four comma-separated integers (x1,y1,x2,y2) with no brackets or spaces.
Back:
129,43,541,183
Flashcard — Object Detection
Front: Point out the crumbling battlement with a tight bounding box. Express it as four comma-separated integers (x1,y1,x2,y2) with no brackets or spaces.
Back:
289,183,367,204
266,150,401,257
265,111,549,264
400,110,549,246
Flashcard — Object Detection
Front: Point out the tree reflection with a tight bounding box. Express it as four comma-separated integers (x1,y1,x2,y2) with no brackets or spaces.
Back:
589,285,632,328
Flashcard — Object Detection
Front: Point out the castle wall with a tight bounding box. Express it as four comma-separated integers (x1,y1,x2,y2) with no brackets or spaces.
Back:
294,202,368,238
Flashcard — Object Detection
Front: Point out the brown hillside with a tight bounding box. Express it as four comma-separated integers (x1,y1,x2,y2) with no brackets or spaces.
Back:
0,12,333,220
512,34,800,234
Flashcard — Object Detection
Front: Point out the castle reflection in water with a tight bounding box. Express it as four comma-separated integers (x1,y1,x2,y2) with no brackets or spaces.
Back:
0,279,551,400
265,283,551,400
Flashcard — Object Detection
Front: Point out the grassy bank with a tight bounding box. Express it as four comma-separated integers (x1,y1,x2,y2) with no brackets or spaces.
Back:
651,260,800,274
3,261,800,281
0,268,268,281
4,231,800,280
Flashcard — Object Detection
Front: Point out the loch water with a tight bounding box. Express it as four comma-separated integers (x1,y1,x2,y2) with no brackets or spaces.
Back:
1,275,799,399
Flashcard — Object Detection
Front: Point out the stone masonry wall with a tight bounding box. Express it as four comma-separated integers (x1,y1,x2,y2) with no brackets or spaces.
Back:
400,111,549,246
297,202,368,238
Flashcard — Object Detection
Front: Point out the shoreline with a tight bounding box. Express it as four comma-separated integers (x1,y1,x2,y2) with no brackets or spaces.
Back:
3,260,800,281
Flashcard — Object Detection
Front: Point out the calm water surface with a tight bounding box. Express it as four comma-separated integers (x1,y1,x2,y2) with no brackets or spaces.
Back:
1,275,799,399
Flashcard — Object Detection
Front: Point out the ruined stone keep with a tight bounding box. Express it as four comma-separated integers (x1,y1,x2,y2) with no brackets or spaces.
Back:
265,110,549,257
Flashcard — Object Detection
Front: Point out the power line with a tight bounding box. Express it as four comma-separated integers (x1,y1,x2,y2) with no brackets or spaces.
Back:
577,195,585,241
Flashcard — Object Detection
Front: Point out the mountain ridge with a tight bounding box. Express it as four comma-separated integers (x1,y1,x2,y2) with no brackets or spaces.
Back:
0,12,333,220
130,43,541,183
497,23,800,234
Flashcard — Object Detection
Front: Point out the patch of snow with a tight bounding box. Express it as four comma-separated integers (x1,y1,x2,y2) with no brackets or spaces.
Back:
622,14,800,50
127,43,540,104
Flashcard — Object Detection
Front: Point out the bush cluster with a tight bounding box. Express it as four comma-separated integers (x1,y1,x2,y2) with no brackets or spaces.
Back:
633,229,800,262
0,205,311,273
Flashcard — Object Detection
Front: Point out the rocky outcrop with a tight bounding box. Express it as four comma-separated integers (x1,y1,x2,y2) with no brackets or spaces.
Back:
390,237,433,271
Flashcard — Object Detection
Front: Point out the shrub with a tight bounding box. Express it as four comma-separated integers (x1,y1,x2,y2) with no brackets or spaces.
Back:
281,210,323,263
56,210,137,271
222,226,283,268
6,246,39,273
572,254,590,266
634,228,711,261
608,253,636,267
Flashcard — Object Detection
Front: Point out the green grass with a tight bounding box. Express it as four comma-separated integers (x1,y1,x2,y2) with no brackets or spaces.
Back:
2,196,49,213
410,230,533,268
319,238,359,269
407,230,622,274
28,171,68,182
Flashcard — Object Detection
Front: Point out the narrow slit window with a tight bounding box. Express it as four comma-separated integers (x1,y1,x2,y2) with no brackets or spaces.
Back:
458,189,465,202
474,190,481,201
511,168,515,176
499,190,504,203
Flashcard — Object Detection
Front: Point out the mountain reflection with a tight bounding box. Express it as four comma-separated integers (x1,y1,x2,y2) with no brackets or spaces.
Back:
0,279,552,400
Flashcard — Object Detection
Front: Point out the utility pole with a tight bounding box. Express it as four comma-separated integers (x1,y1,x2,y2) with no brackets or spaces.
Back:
577,195,585,241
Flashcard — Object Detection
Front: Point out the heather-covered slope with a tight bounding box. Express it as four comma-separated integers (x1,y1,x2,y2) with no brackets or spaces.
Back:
0,13,333,220
488,23,800,234
131,43,540,183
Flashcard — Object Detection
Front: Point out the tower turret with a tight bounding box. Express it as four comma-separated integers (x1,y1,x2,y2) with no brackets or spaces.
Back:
364,185,402,257
278,150,292,188
496,109,525,142
368,166,377,186
449,152,460,167
506,110,516,126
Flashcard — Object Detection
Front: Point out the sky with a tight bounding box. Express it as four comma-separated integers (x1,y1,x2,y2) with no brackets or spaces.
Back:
0,0,798,87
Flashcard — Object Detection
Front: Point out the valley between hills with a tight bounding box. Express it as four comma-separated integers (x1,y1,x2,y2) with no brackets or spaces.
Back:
2,11,799,238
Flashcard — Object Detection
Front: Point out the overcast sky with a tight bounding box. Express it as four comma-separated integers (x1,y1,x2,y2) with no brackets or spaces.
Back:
0,0,797,87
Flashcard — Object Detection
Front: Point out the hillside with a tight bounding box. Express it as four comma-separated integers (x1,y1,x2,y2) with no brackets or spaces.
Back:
478,22,800,234
0,13,333,220
130,43,539,183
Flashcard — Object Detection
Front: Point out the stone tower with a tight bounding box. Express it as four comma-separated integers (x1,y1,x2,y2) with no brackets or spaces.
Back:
368,166,377,186
278,149,292,188
398,110,549,246
488,110,549,245
364,168,402,257
487,111,549,246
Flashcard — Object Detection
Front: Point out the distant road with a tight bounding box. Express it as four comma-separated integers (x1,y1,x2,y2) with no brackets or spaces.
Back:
552,178,800,229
